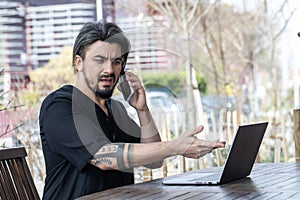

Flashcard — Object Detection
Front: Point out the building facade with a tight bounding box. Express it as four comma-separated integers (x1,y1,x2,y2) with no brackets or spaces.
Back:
0,0,27,95
26,0,97,69
0,0,97,97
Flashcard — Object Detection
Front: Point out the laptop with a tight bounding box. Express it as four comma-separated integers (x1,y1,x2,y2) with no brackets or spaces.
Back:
162,122,268,185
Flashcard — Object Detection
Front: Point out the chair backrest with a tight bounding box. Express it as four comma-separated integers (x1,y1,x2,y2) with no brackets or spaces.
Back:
0,147,40,200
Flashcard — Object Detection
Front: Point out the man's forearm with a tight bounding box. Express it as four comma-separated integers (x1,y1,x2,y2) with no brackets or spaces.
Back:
137,108,161,143
90,109,164,171
89,141,174,170
136,108,164,168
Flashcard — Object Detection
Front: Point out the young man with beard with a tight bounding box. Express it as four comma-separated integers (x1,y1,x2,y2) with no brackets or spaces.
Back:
39,21,226,199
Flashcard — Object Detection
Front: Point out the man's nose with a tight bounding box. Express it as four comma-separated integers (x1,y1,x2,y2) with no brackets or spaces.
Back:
103,60,114,72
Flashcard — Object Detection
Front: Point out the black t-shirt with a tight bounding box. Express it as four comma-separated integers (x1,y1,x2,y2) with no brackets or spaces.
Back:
39,85,141,200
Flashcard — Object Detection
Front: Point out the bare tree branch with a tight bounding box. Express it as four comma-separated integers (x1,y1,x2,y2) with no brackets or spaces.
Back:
0,104,24,112
273,8,296,41
189,1,219,38
187,0,201,22
0,123,25,137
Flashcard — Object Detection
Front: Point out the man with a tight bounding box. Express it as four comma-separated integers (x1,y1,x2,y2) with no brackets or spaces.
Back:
39,20,225,199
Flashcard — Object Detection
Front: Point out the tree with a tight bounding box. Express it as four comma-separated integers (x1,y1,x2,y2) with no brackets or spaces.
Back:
112,0,296,124
145,0,220,128
261,0,296,122
29,46,75,95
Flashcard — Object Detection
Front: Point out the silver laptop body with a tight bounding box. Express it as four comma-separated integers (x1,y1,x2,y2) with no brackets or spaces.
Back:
162,122,268,185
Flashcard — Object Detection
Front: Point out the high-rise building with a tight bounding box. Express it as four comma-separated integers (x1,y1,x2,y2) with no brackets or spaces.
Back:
26,0,97,69
0,0,97,97
0,0,27,95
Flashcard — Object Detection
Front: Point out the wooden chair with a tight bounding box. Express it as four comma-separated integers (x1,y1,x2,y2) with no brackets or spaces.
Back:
0,147,40,200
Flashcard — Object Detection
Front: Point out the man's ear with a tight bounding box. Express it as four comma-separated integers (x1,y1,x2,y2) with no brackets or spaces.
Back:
74,55,83,71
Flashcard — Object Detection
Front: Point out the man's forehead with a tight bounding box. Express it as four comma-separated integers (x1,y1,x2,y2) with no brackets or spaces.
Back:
86,40,122,57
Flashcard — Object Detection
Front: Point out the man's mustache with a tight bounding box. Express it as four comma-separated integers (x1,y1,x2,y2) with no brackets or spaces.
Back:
97,74,115,81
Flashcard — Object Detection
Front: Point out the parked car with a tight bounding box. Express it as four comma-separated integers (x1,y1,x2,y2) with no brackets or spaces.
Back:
113,89,183,134
146,91,180,113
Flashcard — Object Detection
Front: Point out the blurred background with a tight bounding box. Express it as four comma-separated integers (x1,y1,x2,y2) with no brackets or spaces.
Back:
1,0,300,194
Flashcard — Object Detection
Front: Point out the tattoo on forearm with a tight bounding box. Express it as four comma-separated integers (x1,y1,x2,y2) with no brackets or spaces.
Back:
89,157,113,166
89,143,132,170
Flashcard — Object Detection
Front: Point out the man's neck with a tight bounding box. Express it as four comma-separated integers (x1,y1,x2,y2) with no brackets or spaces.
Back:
74,82,108,116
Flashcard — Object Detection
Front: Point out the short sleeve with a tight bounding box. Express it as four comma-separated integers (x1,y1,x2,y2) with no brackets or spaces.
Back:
42,99,109,171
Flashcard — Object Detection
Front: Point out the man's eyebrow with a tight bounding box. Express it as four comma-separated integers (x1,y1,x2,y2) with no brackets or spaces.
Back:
93,55,106,59
93,55,122,60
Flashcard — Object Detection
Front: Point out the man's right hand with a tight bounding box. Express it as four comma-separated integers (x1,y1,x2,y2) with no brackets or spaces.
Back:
172,125,226,159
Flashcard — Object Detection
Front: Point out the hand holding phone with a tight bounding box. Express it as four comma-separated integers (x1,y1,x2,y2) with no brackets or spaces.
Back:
118,75,133,101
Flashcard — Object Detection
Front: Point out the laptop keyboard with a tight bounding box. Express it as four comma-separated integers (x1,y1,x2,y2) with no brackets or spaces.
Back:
190,173,220,182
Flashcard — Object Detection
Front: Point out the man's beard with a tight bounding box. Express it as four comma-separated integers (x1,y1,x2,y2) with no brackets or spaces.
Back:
95,86,115,99
83,71,117,99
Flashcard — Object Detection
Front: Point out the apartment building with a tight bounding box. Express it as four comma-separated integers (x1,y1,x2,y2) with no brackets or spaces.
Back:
26,0,97,69
0,0,97,96
0,0,27,94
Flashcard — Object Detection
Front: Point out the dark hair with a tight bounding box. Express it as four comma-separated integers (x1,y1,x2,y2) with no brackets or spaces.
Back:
72,20,131,73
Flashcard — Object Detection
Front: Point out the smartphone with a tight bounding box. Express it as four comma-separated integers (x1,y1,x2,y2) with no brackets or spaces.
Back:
119,75,133,101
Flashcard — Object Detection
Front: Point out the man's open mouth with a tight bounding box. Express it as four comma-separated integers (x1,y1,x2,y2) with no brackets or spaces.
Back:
100,77,114,86
98,74,115,87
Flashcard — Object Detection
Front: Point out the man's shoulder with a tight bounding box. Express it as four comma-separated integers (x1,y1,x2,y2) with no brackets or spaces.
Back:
51,84,74,100
40,85,74,112
43,85,74,103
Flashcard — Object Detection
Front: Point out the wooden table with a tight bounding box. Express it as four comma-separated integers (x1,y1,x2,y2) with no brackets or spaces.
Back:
77,162,300,200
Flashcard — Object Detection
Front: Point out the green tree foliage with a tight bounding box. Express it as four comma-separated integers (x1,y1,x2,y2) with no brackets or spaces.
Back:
20,47,75,107
19,89,41,107
29,46,75,92
141,70,207,96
